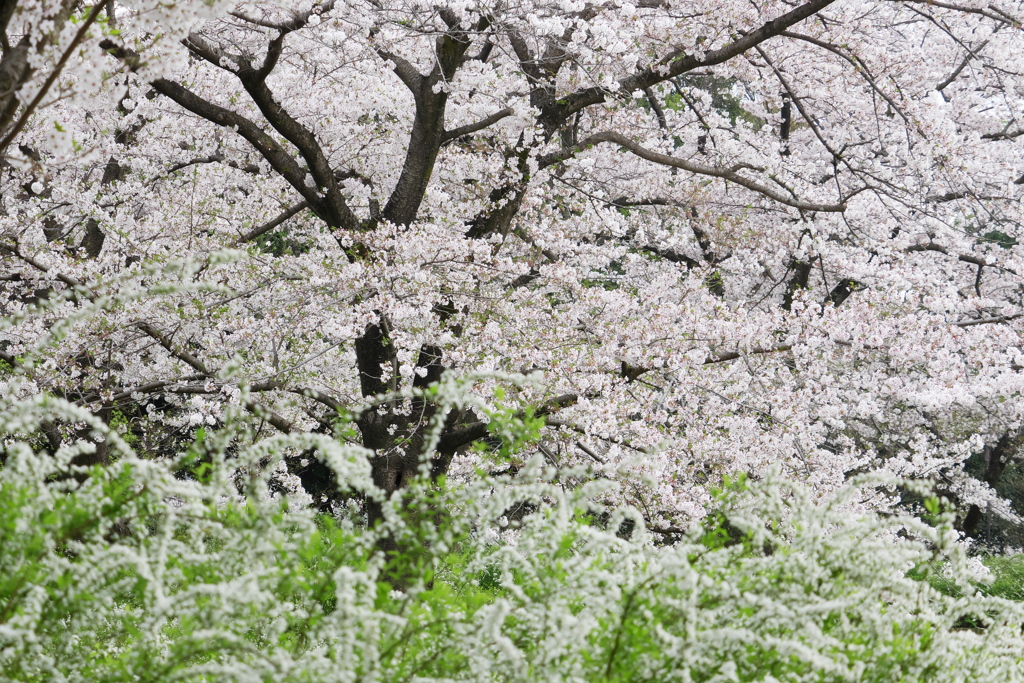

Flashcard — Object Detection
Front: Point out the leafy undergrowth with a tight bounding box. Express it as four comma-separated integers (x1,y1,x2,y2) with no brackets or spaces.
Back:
982,555,1024,601
914,553,1024,602
2,396,1024,682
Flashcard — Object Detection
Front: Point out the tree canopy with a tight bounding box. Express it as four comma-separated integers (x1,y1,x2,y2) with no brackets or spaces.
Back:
1,0,1023,533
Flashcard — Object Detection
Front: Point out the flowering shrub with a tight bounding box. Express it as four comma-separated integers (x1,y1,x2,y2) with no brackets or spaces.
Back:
2,393,1023,682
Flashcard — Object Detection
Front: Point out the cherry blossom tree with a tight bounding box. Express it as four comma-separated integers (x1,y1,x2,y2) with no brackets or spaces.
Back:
2,0,1023,534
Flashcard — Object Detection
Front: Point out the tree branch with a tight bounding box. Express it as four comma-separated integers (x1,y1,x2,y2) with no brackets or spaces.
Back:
372,45,425,94
233,65,359,231
894,0,1019,25
906,243,1018,275
704,344,794,365
181,32,247,72
0,0,112,157
936,39,989,92
0,241,91,293
244,400,294,433
540,131,847,213
134,322,212,375
378,25,475,226
229,0,337,33
951,313,1022,328
778,31,912,126
101,40,360,232
436,393,582,454
442,107,514,143
232,201,310,245
287,386,347,413
547,0,838,126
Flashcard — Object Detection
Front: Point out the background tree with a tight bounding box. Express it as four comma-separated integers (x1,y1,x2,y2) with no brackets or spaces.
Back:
2,0,1023,534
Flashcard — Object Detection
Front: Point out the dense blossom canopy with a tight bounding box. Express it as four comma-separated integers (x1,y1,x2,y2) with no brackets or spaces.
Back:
1,0,1023,530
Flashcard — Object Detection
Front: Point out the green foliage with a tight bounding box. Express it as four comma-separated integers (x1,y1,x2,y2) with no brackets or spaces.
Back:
472,386,546,461
582,259,626,291
257,227,313,257
979,230,1018,249
108,408,140,446
671,75,766,130
983,555,1024,601
913,553,1024,603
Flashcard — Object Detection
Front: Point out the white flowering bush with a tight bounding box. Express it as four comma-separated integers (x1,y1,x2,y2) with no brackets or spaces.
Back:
2,390,1023,682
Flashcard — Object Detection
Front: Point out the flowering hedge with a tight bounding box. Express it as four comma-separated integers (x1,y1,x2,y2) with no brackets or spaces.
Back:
2,394,1023,682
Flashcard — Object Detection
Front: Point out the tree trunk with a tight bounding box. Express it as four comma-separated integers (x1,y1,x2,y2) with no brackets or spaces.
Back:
961,429,1024,538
